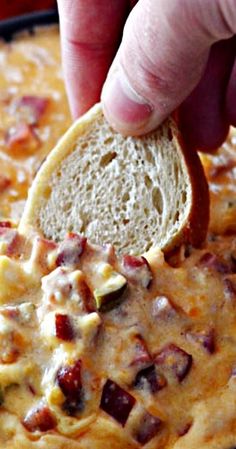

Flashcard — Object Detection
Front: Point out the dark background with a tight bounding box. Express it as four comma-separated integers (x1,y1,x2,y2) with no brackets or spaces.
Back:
0,1,57,20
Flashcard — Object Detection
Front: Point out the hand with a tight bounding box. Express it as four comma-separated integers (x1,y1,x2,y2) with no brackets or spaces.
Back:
58,0,236,152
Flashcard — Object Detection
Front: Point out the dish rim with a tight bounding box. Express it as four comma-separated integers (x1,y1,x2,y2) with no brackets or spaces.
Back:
0,9,59,41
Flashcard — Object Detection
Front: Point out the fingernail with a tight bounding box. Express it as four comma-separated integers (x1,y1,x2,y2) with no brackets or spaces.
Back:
102,70,153,132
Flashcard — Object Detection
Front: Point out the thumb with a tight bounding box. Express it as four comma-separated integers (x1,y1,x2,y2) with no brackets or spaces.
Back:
101,0,236,136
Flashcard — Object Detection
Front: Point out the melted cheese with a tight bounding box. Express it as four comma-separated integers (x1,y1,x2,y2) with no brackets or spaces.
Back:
0,26,71,221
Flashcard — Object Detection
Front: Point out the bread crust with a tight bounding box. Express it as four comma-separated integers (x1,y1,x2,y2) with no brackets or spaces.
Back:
166,123,209,251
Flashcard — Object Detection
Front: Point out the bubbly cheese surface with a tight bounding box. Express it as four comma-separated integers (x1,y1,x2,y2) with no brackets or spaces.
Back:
0,25,71,221
0,25,235,449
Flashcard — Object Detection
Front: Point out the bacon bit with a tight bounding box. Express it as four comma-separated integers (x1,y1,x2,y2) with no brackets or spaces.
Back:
23,403,56,432
57,360,82,396
0,228,20,256
5,123,39,152
199,252,231,274
17,96,49,124
56,233,87,267
78,279,96,313
56,360,83,416
130,335,152,368
0,174,11,192
100,379,135,426
154,344,192,382
41,267,72,304
122,255,152,288
209,159,235,178
224,278,236,299
55,314,74,341
132,411,163,445
185,328,215,354
0,221,12,228
134,365,167,393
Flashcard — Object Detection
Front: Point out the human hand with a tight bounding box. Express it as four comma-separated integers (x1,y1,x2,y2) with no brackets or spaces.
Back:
58,0,236,152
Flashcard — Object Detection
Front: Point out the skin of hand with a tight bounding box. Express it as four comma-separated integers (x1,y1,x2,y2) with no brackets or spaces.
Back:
57,0,236,152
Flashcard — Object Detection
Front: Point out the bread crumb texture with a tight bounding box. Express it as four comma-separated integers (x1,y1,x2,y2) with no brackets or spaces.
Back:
38,111,191,254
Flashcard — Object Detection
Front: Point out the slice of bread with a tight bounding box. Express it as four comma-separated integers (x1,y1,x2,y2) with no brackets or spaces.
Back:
19,103,209,254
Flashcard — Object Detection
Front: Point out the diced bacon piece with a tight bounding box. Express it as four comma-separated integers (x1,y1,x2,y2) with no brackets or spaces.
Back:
152,296,177,319
17,96,49,124
5,123,39,151
199,252,231,274
55,314,74,341
23,403,56,432
42,268,73,303
132,411,163,445
0,221,12,228
154,344,192,382
122,255,152,288
0,228,20,256
57,360,82,396
56,360,83,416
100,379,135,426
130,335,152,367
134,365,167,393
185,328,215,354
42,267,95,312
78,279,96,313
56,233,87,267
0,174,11,192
